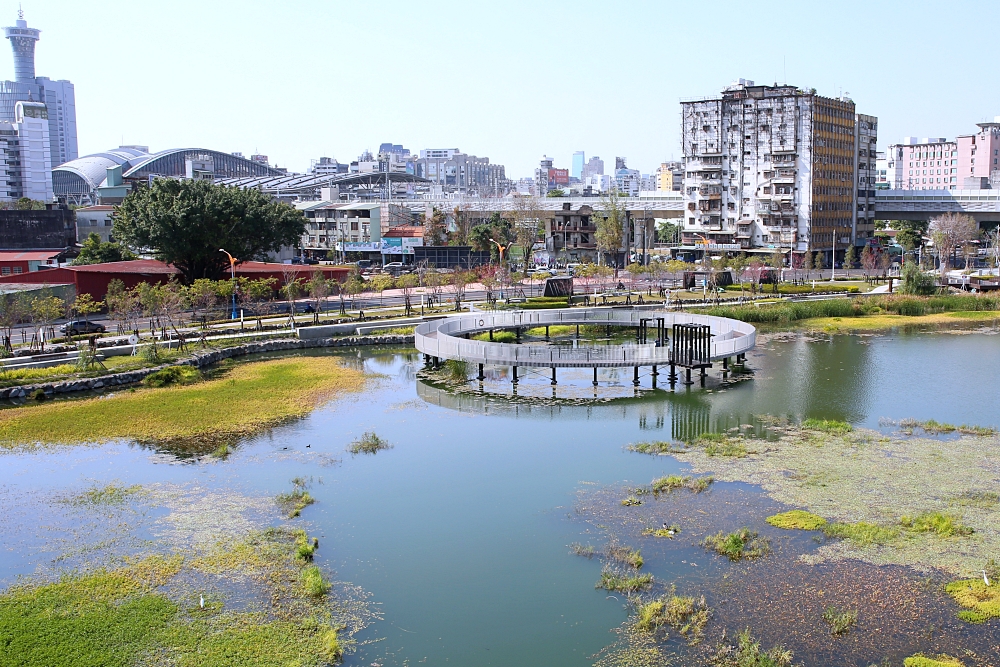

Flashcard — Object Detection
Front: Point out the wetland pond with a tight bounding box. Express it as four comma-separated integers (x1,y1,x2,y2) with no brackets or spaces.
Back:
1,328,999,666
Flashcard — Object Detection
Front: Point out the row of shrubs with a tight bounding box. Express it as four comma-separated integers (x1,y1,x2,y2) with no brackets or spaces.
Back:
700,294,1000,323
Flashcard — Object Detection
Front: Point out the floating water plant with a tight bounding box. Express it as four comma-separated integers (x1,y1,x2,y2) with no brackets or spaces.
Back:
569,543,595,558
277,478,315,518
944,577,1000,624
899,512,973,537
822,521,900,547
801,418,853,435
710,628,794,667
765,510,827,531
621,496,642,507
68,483,143,506
634,591,709,644
347,431,392,455
903,655,965,667
597,566,653,593
822,606,858,636
702,528,770,561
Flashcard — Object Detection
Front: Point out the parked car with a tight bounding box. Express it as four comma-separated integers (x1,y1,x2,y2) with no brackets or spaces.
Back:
61,320,106,335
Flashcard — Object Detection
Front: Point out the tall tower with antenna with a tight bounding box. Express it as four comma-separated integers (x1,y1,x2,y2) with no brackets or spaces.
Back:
4,8,40,84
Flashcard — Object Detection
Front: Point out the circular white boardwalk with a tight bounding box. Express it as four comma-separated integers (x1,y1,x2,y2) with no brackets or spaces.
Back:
414,307,755,369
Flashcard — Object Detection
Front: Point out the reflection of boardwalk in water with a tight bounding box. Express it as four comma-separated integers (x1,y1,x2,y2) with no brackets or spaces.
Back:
670,395,712,442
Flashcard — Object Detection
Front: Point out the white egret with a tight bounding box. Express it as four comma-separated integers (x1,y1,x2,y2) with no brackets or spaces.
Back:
200,595,205,609
982,570,992,587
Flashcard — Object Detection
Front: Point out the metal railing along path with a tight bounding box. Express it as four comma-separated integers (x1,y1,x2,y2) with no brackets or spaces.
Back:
413,307,755,368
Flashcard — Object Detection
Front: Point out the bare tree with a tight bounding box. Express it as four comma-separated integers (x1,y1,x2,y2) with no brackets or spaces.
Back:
929,212,979,277
595,189,626,268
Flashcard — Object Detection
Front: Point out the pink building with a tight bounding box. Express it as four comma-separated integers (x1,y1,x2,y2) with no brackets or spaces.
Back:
956,119,1000,189
891,138,958,190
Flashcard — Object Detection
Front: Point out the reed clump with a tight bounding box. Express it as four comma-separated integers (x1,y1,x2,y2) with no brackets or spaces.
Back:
702,528,770,561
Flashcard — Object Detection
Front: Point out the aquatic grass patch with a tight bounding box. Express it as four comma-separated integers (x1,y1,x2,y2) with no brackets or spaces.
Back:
621,495,642,507
702,528,770,561
952,490,1000,509
607,544,644,569
903,655,965,667
634,591,709,644
802,418,853,435
0,356,367,451
347,431,392,455
944,578,1000,624
822,521,900,547
692,432,752,457
597,566,653,594
301,565,330,597
650,475,714,494
67,482,144,507
0,556,182,667
627,440,686,455
643,524,680,539
569,543,596,558
898,418,996,436
899,512,973,537
766,510,827,531
822,606,858,636
143,364,201,388
710,628,795,667
276,478,315,518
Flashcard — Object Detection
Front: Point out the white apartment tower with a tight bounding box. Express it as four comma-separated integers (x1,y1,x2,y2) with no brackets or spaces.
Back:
13,100,53,201
681,80,876,262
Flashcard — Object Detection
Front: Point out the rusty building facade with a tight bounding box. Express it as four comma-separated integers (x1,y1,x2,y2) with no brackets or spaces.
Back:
681,80,877,263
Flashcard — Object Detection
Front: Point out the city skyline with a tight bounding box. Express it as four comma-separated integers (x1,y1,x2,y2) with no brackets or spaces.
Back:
9,0,1000,177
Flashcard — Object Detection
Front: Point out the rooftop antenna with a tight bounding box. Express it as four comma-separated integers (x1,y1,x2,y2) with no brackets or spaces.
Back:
18,4,23,20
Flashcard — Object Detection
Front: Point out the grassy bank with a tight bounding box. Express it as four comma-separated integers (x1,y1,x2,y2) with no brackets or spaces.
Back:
700,294,1000,331
0,356,366,450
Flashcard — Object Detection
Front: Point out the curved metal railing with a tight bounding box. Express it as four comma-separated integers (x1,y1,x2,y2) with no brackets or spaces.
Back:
414,307,755,368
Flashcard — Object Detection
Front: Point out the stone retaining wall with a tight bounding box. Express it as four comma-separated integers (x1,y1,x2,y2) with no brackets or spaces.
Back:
0,334,414,400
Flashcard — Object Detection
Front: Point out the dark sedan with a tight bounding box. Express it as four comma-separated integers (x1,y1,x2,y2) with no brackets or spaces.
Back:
61,320,106,335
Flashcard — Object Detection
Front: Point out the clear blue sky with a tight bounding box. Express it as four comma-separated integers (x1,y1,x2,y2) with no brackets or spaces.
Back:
14,0,1000,177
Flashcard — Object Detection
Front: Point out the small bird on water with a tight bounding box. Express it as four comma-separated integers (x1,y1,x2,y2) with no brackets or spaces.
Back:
199,595,204,609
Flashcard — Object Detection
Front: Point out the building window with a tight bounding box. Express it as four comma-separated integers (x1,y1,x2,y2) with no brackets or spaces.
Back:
12,267,22,274
0,267,9,275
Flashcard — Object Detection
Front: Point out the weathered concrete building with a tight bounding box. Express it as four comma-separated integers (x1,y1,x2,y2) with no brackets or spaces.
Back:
681,79,877,263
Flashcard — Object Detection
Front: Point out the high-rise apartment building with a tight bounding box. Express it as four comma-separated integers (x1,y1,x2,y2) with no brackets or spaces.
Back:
1,12,77,168
656,161,684,191
581,156,604,179
681,79,876,262
0,100,54,201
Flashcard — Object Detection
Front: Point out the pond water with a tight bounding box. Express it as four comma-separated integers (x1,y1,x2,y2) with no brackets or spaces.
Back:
1,330,999,665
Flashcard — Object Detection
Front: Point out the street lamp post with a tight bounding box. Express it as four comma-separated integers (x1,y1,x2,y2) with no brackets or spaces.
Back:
219,248,238,319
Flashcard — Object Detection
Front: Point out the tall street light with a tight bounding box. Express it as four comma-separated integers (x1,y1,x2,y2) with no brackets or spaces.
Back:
219,248,238,319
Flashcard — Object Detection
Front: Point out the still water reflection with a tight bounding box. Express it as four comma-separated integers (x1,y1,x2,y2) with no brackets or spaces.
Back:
0,331,997,665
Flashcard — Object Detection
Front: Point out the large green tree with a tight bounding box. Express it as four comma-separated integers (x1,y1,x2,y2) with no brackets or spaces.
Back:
112,180,306,282
71,233,137,265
